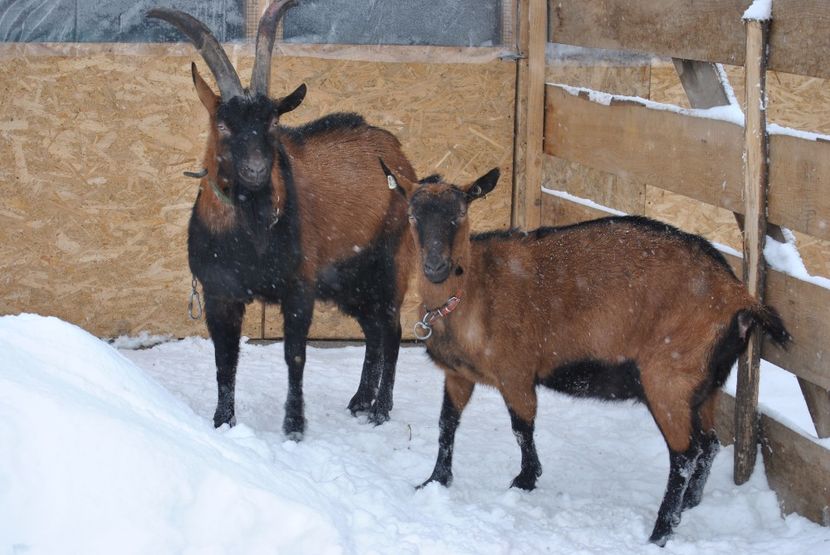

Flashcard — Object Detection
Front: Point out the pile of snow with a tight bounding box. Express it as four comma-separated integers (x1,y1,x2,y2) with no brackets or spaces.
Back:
2,314,829,554
0,315,340,554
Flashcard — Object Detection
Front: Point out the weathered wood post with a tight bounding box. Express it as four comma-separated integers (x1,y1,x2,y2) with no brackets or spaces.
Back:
734,8,771,485
512,0,546,230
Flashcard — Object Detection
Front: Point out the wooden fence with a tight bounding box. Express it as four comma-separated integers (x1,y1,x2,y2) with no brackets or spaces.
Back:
512,0,829,524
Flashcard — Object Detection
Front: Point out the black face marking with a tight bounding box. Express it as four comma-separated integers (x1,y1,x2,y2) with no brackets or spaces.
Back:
409,187,468,284
216,95,280,191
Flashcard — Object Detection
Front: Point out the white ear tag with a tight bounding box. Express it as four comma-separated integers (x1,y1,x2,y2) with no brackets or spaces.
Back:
387,175,397,190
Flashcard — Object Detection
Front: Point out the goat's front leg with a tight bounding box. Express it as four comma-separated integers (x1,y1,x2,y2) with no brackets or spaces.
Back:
282,286,314,440
205,295,246,428
501,384,542,490
418,374,474,488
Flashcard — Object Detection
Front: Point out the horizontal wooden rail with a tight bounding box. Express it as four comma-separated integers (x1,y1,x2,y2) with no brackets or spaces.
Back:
540,185,830,392
544,85,830,243
549,0,830,80
0,42,512,65
716,393,830,526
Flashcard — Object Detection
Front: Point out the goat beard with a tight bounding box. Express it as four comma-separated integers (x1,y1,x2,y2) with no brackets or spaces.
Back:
235,185,275,256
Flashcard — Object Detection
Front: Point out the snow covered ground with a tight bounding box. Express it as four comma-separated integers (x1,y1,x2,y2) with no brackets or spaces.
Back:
2,313,829,554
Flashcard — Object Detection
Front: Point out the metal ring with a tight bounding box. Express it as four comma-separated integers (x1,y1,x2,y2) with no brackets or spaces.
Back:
413,320,432,340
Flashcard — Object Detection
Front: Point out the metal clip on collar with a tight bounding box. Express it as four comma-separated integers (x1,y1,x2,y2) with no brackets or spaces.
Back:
188,276,203,320
413,293,462,341
413,316,433,340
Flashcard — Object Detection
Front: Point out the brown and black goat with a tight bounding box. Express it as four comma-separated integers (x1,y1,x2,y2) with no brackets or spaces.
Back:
381,162,790,546
148,1,415,439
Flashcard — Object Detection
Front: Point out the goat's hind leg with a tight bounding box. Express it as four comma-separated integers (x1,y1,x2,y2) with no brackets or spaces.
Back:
348,316,383,416
646,383,699,546
205,295,246,428
367,309,401,425
682,394,720,511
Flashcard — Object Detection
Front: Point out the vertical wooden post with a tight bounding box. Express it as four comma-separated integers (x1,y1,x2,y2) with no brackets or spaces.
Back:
734,17,771,485
511,0,545,230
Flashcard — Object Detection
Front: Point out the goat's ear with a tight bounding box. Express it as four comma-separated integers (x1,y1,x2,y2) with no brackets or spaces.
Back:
379,158,409,199
463,168,500,202
277,83,307,115
191,63,220,114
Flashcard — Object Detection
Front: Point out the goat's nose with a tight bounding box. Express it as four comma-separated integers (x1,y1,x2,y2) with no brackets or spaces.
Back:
424,259,451,283
240,156,268,185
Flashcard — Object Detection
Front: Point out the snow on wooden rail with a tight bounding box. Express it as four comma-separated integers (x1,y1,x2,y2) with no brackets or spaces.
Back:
545,83,830,243
549,0,830,80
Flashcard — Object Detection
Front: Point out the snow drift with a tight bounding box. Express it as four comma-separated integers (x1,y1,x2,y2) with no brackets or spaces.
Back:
1,314,828,554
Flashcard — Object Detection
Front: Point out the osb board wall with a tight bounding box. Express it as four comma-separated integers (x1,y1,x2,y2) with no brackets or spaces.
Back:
543,59,830,280
0,44,515,339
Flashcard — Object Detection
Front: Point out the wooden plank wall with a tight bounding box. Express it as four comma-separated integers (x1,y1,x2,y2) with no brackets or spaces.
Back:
0,43,516,339
549,0,830,80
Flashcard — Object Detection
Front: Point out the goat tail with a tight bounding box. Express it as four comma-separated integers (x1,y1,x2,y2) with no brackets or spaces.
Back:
746,303,792,348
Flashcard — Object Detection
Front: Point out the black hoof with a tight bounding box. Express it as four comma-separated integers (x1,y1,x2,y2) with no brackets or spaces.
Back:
649,517,678,547
347,392,374,416
416,474,451,490
213,406,236,428
282,415,306,440
648,531,671,548
510,470,539,491
367,406,391,426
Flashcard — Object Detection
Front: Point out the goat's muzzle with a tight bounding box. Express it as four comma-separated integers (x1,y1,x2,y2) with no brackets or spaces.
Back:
238,154,270,190
423,258,452,284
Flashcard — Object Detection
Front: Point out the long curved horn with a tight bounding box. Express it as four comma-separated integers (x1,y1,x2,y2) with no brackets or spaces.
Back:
250,0,298,97
147,8,244,100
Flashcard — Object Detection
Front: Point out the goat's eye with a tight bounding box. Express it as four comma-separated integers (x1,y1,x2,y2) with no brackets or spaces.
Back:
216,122,230,135
408,215,417,223
270,117,279,128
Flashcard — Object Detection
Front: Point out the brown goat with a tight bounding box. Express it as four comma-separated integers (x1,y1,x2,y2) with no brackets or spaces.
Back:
381,162,790,546
148,1,415,438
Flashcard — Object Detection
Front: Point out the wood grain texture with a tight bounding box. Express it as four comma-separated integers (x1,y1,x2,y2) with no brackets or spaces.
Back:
671,59,731,109
0,44,515,339
720,391,830,527
734,19,770,486
550,0,748,66
761,411,830,526
512,0,545,230
545,84,830,242
798,379,830,439
545,84,745,213
549,0,830,79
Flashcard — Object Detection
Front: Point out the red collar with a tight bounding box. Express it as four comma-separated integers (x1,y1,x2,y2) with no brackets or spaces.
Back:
414,291,463,340
423,291,463,324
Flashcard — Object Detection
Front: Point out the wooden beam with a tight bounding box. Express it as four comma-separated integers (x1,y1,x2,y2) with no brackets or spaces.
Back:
512,0,546,230
768,134,830,243
799,379,830,439
672,59,731,109
549,0,830,80
545,85,745,211
511,0,531,227
734,17,771,485
761,412,830,526
544,85,830,242
720,392,830,526
272,43,511,64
